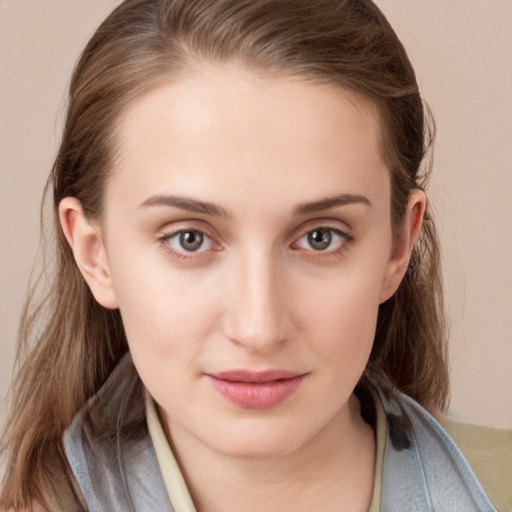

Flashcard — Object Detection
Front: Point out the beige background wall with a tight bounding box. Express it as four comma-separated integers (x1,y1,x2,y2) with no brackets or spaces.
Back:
1,1,511,429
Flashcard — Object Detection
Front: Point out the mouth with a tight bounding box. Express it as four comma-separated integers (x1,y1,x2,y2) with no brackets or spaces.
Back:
205,370,308,409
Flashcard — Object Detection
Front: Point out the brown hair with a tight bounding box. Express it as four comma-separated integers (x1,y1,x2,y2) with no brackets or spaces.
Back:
0,0,447,509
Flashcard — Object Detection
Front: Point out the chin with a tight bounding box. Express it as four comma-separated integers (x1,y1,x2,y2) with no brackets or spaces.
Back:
214,436,301,460
204,417,313,459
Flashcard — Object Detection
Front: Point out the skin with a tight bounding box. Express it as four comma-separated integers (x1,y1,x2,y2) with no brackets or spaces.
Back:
60,64,425,511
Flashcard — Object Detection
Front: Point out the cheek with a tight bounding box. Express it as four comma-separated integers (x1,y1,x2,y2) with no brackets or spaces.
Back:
117,276,219,351
113,268,223,407
105,238,221,363
295,264,384,370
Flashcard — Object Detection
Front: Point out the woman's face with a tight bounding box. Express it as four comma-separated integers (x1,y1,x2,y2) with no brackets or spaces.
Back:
86,65,419,458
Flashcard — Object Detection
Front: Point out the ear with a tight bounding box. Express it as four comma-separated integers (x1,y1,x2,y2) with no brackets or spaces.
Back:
59,197,118,309
379,189,427,303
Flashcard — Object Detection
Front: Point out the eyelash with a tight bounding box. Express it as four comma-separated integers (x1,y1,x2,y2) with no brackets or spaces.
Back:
158,225,353,260
291,225,353,258
158,227,219,260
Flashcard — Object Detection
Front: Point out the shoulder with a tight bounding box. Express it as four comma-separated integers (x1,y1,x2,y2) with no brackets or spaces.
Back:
374,385,505,511
436,414,512,512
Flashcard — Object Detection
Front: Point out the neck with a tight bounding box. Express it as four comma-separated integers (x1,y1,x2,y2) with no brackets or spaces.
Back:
161,394,376,512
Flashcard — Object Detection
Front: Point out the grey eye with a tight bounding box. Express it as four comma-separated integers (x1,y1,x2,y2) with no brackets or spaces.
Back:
307,229,333,251
295,228,345,252
166,230,213,253
180,231,204,251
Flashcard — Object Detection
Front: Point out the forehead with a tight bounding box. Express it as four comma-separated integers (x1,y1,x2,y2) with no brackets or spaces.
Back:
108,64,389,215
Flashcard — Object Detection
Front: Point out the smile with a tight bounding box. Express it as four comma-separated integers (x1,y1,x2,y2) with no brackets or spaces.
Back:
206,370,307,409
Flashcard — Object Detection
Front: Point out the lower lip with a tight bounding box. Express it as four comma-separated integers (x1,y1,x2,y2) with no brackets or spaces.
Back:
207,375,306,409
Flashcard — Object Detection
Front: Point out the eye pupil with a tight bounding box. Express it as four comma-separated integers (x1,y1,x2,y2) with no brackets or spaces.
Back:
180,231,204,251
308,229,332,250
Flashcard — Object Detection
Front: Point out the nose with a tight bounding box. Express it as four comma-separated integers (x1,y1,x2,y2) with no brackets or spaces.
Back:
222,249,289,353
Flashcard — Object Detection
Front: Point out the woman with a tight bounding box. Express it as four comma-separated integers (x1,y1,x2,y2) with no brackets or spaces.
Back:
0,0,509,511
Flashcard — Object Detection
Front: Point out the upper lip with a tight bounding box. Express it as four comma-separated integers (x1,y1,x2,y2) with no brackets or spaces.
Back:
207,370,306,383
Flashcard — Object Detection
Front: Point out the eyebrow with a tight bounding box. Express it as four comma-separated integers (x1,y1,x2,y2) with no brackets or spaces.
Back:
140,194,231,217
140,192,371,217
293,193,372,215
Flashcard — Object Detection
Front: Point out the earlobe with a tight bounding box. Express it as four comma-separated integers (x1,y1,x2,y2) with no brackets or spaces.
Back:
58,197,118,309
379,189,427,303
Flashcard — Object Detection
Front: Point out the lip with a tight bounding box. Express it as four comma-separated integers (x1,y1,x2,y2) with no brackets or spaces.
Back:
206,370,307,409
